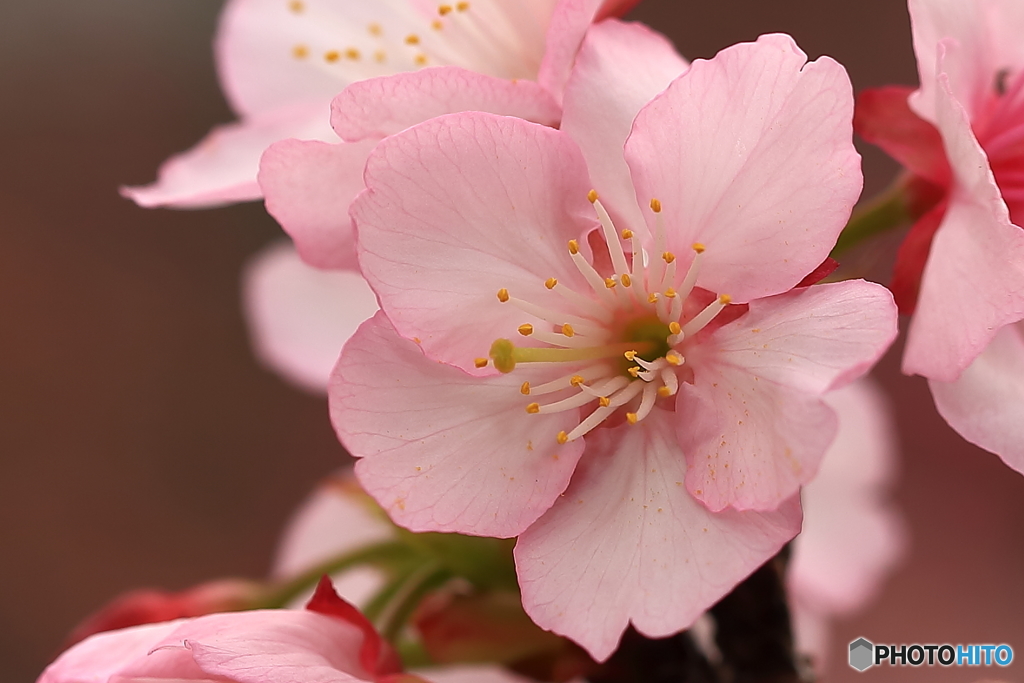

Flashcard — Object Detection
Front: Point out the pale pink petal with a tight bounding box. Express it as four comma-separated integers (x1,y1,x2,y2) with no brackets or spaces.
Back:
124,103,336,209
560,20,687,234
331,67,559,142
352,113,596,373
676,365,837,513
789,380,904,616
931,321,1024,475
243,242,379,393
625,34,862,303
907,0,1019,122
903,72,1024,381
788,605,830,670
697,281,899,396
516,409,801,662
132,610,373,683
536,0,604,103
273,474,394,608
38,620,186,683
331,313,585,537
259,138,378,270
216,0,359,118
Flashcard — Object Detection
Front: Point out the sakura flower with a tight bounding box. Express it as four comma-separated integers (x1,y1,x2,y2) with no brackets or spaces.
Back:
787,378,904,669
855,0,1024,473
331,33,897,658
124,0,635,212
38,579,416,683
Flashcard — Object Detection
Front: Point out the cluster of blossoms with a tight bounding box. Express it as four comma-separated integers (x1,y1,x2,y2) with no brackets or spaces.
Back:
40,0,1024,680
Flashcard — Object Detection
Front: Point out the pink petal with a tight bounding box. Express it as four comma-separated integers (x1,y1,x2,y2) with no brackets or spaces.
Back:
536,0,604,103
331,313,585,537
242,242,379,393
124,102,336,209
139,611,374,683
215,0,356,118
560,20,687,235
352,113,596,373
788,380,904,617
625,34,862,303
259,138,378,270
515,409,801,662
931,322,1024,475
678,281,897,511
699,281,899,396
676,364,837,513
38,620,186,682
903,72,1024,380
331,67,559,142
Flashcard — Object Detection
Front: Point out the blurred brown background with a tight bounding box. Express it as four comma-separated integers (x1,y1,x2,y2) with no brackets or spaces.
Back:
1,1,1021,681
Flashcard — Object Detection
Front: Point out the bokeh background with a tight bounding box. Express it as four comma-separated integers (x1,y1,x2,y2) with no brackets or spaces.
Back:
2,1,1022,681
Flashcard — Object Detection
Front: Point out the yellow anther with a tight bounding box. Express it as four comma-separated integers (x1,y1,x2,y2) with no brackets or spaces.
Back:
438,4,453,14
568,239,579,255
665,287,677,298
345,48,361,60
624,350,637,361
626,412,639,425
718,294,733,305
666,351,684,366
561,323,575,337
474,357,488,368
368,23,382,35
669,321,682,335
414,54,428,66
526,402,541,414
457,1,469,10
518,324,534,336
587,189,599,203
599,396,611,407
496,288,509,302
628,366,641,378
545,277,557,289
405,34,420,44
658,386,672,398
432,19,443,29
521,381,531,395
692,242,706,254
621,229,633,239
292,44,309,58
648,293,659,304
604,277,617,289
556,431,569,444
621,273,632,287
662,251,676,264
324,50,340,62
570,375,585,387
288,0,305,13
374,50,387,62
650,198,662,213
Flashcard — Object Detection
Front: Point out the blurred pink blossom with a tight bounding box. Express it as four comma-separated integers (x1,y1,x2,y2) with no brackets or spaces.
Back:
855,0,1024,474
330,33,897,659
788,379,905,669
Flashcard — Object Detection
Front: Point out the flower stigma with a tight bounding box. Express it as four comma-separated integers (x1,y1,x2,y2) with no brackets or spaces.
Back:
484,191,733,443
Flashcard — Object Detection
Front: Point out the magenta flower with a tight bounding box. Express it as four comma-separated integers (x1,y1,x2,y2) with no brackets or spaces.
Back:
855,0,1024,474
123,0,633,211
330,31,897,658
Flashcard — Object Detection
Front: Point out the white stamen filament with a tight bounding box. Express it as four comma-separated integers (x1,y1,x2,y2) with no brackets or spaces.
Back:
681,295,731,338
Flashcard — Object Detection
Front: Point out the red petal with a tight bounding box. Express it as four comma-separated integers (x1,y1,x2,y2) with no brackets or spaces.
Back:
890,201,948,314
795,257,840,288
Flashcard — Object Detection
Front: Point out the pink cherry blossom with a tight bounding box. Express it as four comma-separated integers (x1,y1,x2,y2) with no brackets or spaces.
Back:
854,0,1024,474
38,580,415,683
331,33,897,658
123,0,635,212
787,379,905,669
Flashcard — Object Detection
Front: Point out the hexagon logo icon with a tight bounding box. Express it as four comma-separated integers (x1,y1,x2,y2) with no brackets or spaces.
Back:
849,638,874,671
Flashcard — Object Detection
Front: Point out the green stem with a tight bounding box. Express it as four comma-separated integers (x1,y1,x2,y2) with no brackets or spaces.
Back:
375,561,452,643
831,180,910,257
262,540,417,609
